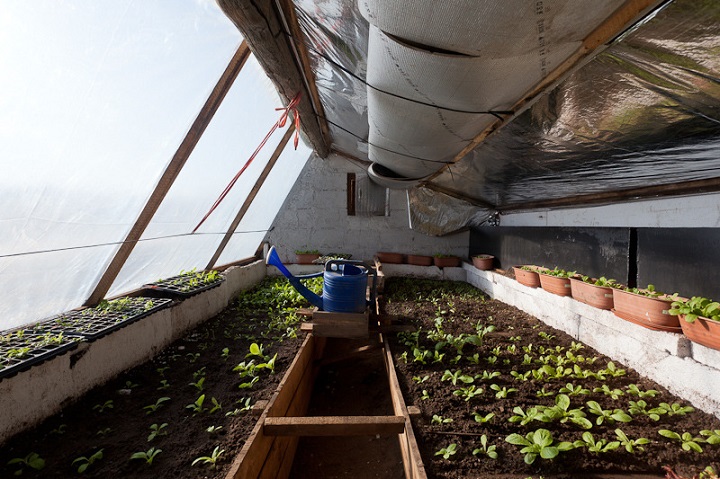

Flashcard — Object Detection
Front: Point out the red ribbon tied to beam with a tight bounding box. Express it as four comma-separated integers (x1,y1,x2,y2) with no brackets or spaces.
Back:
192,92,302,234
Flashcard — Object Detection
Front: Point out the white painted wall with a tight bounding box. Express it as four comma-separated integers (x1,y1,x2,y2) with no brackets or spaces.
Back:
264,153,469,263
499,192,720,228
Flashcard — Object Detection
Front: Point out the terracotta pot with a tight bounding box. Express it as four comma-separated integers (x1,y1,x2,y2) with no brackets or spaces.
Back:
612,289,680,332
679,314,720,350
472,255,494,270
295,253,320,264
376,252,404,264
513,266,541,288
569,278,614,310
433,256,461,268
538,273,572,297
407,254,433,266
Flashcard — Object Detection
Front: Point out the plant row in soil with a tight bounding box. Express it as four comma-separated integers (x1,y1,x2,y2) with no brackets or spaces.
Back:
0,276,322,479
381,278,720,479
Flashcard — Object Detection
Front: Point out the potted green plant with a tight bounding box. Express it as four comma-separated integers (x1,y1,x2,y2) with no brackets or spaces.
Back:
538,267,575,297
669,296,720,350
433,254,461,268
513,265,543,288
294,249,321,264
471,254,494,270
569,276,620,310
612,285,680,332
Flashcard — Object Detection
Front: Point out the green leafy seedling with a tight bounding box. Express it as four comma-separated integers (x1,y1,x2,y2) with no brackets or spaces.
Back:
189,377,205,391
627,400,663,421
144,397,171,414
473,411,495,424
192,446,225,469
147,423,168,442
130,447,162,465
537,394,592,429
573,431,620,453
93,400,113,414
434,443,458,460
615,428,650,453
157,380,170,390
656,402,695,416
586,401,632,425
206,425,224,434
490,384,517,398
431,415,453,424
701,429,720,445
472,435,498,459
625,384,659,398
412,375,429,383
72,449,103,473
441,369,474,386
505,428,574,465
7,452,45,475
186,394,206,414
559,383,590,396
453,385,484,402
593,384,624,399
509,406,541,426
421,390,430,400
658,429,705,453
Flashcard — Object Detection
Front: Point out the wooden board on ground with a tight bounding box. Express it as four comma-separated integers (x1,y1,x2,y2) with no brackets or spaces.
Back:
310,310,369,338
263,415,405,436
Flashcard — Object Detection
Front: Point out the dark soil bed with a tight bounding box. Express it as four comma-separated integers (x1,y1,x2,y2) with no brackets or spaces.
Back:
381,278,720,479
0,277,317,478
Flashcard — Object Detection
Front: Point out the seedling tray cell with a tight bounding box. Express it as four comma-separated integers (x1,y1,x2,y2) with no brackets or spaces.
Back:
143,271,224,298
43,297,173,340
0,329,83,380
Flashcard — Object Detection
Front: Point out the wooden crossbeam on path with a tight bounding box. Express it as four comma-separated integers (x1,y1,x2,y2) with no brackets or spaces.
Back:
263,416,406,437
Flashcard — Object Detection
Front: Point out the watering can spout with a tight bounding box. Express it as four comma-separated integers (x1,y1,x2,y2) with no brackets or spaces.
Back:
265,246,324,309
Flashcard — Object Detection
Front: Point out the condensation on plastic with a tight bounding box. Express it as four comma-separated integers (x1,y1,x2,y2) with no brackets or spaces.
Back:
407,188,492,237
0,0,242,331
109,57,303,296
431,0,720,208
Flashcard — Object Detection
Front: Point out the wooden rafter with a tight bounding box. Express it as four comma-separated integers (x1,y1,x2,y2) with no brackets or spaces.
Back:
205,123,295,270
217,0,331,157
423,0,663,184
84,42,251,306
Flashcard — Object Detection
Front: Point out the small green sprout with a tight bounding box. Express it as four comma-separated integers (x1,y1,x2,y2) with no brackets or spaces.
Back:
130,447,162,465
434,443,458,460
92,400,113,414
147,423,168,442
472,435,498,459
72,449,103,473
7,452,45,475
144,397,171,414
431,415,453,424
192,446,225,469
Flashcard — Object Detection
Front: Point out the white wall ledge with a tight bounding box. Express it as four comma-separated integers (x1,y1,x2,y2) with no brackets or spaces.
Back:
0,260,267,444
463,263,720,419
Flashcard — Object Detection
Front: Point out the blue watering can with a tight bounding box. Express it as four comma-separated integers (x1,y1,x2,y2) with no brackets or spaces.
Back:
265,246,376,313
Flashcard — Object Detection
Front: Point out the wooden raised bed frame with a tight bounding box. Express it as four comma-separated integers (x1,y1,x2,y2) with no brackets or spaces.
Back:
224,332,427,478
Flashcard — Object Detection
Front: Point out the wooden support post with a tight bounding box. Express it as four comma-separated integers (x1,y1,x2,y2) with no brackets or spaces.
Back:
205,123,295,270
263,415,406,436
84,42,251,306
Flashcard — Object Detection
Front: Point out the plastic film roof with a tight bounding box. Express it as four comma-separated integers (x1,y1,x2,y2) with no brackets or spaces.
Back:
1,1,310,330
291,0,720,232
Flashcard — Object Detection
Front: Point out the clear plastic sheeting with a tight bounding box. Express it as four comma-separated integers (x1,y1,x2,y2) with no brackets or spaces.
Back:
216,140,312,266
109,57,304,296
408,188,491,237
0,0,242,330
431,0,720,208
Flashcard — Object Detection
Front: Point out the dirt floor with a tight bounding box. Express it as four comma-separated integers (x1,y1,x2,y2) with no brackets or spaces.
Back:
381,278,720,479
4,275,719,479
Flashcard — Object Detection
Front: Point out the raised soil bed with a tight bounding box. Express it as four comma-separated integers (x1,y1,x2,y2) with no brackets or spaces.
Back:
0,278,307,478
382,277,720,479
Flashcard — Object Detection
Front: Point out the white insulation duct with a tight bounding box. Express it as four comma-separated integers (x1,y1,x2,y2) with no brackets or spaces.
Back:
359,0,625,188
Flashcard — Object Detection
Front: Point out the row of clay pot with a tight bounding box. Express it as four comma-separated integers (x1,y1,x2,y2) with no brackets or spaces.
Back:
513,266,720,351
376,253,497,270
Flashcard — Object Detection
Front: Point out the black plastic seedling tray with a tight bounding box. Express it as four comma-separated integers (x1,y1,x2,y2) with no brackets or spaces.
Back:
0,329,83,380
143,272,224,298
43,297,173,340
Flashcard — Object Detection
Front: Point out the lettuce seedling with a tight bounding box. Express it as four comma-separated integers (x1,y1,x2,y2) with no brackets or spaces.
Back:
572,431,620,453
7,452,45,475
144,397,170,414
659,429,705,453
614,429,650,453
72,449,103,473
506,428,574,464
147,423,168,442
130,447,162,466
586,401,632,425
192,446,225,469
472,435,498,459
434,443,458,460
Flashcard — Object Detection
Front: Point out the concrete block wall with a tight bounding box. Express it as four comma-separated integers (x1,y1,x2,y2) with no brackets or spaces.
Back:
265,152,468,263
463,264,720,419
0,260,267,444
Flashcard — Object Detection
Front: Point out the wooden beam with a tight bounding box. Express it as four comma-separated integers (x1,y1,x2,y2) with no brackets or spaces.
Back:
276,0,333,148
217,0,330,157
84,42,251,306
263,416,405,437
500,177,720,213
205,124,295,270
424,0,661,183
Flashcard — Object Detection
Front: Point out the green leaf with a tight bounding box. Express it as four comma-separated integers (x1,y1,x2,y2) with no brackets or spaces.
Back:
540,446,559,459
534,429,553,448
506,433,530,446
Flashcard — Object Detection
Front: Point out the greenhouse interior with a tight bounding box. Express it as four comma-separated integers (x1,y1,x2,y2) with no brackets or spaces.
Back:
2,0,720,477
